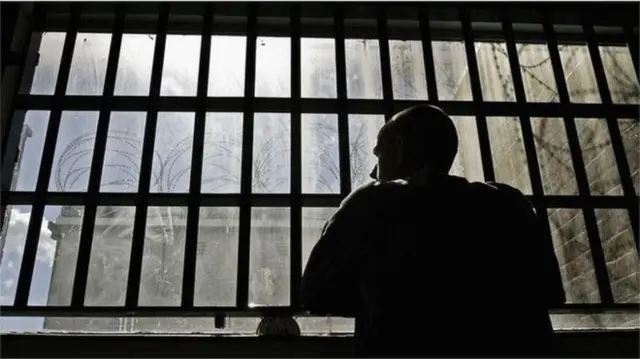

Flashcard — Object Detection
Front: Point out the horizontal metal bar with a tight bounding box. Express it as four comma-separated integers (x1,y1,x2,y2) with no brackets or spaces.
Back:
0,303,637,317
2,192,636,209
13,96,640,119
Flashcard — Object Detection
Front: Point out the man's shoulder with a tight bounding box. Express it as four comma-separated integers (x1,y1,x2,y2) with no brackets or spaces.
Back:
340,180,408,207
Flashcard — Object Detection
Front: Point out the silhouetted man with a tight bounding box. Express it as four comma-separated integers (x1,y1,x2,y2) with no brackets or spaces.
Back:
300,105,566,357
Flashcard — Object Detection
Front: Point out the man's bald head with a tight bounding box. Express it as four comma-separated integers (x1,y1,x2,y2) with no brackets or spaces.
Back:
373,105,459,180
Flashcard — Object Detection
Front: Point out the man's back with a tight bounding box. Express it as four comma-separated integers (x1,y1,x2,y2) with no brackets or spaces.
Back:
301,174,565,357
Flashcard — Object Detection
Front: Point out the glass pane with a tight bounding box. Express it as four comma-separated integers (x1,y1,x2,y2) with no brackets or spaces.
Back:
209,36,246,97
548,208,600,303
49,112,99,192
618,118,640,195
302,114,340,194
516,44,560,103
348,114,385,189
432,40,472,101
66,33,111,96
595,209,639,303
301,38,337,98
599,46,640,104
302,208,335,271
114,34,155,96
100,112,145,192
85,206,135,306
345,39,383,99
389,40,427,100
297,316,355,335
30,205,85,306
8,111,50,192
486,117,532,194
27,32,65,95
476,42,516,102
551,313,639,330
531,118,579,195
558,45,601,103
195,207,240,307
249,207,290,307
0,206,32,305
575,118,624,196
202,113,243,193
255,37,290,98
150,112,195,194
450,116,484,182
138,206,187,306
252,113,291,194
160,35,201,96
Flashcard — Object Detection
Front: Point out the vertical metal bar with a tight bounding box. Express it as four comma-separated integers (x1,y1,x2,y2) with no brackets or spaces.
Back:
623,26,639,81
335,6,351,198
125,4,170,309
376,5,394,119
419,5,439,103
182,3,213,309
542,12,614,305
460,7,495,182
71,4,126,308
289,4,302,308
14,4,82,307
236,3,258,309
584,23,639,248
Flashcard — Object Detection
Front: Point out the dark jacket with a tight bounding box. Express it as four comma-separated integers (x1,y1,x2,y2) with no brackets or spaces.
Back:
300,174,566,357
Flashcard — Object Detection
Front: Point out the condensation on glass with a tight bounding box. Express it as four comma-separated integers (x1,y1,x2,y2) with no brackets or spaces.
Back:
194,207,240,307
48,112,100,193
201,113,243,194
389,40,428,100
160,35,201,97
66,34,112,96
209,36,246,97
255,37,291,98
431,41,472,101
100,112,146,193
301,114,340,194
114,34,156,96
345,39,383,99
252,113,291,194
85,206,136,307
138,206,187,307
530,117,579,195
301,38,337,98
249,207,291,307
150,112,195,194
486,117,532,195
348,115,385,189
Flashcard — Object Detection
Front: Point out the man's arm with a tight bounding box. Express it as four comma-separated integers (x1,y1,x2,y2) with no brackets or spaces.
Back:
299,184,377,317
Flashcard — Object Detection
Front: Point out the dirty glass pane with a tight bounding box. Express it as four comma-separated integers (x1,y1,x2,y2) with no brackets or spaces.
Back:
249,207,290,307
8,111,50,192
389,40,428,100
345,39,383,99
138,206,187,307
252,113,291,194
0,206,32,306
558,45,601,103
475,42,516,102
160,35,201,96
348,115,385,189
150,112,195,194
450,116,484,182
599,46,640,104
618,118,640,195
516,44,559,103
201,113,243,194
531,118,579,195
302,114,340,194
26,32,65,95
194,207,240,307
100,112,145,192
486,117,532,194
301,38,337,98
48,112,99,192
85,206,135,306
255,37,290,98
432,40,472,101
209,36,246,97
114,34,155,96
66,33,111,95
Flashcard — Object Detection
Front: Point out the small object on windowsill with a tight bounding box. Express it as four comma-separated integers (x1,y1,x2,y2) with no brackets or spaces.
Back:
256,316,301,337
214,314,226,329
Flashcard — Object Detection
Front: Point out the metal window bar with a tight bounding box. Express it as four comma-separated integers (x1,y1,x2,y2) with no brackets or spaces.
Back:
1,3,639,320
289,3,303,308
376,6,394,120
125,4,170,309
583,22,639,249
419,5,439,103
542,11,615,305
71,4,126,308
460,7,496,183
236,3,258,310
13,4,82,308
623,26,639,81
